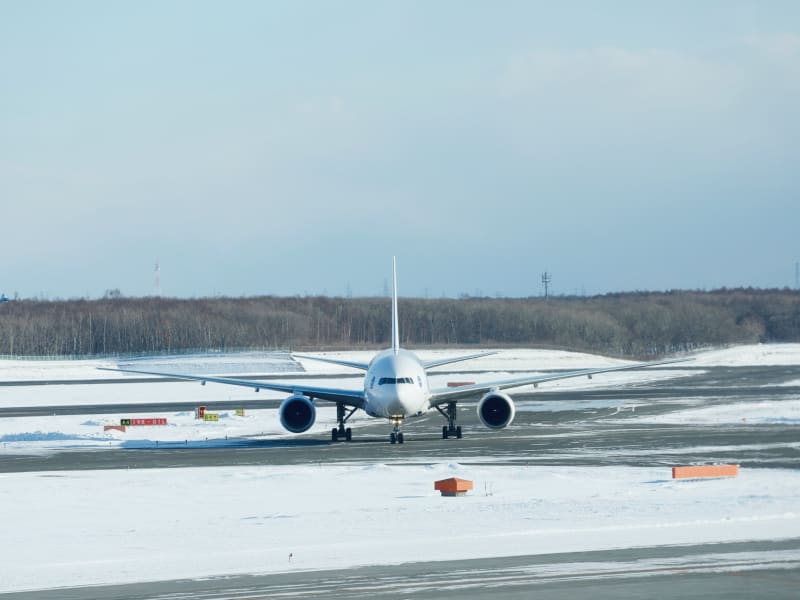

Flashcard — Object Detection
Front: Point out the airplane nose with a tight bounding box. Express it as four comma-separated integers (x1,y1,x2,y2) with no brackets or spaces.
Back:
393,386,422,414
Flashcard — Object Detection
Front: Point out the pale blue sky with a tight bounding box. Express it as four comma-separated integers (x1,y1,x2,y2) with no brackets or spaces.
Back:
1,1,798,298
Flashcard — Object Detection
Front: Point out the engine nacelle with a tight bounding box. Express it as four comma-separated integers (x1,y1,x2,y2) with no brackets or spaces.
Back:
279,394,316,433
477,391,516,429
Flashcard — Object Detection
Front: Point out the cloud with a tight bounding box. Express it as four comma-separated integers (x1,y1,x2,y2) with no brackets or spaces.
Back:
492,38,800,173
744,32,800,61
500,46,745,114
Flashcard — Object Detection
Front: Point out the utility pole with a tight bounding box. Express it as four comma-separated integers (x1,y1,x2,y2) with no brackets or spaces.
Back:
795,261,799,290
541,271,552,299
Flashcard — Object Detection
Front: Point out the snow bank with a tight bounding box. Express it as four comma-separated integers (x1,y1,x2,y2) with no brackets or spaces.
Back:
689,344,800,367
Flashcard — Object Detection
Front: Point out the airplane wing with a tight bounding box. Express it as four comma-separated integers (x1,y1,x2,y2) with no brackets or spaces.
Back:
97,367,366,409
422,351,498,370
428,357,692,405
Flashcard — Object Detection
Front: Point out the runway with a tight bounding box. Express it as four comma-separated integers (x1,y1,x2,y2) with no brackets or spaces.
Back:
1,357,799,598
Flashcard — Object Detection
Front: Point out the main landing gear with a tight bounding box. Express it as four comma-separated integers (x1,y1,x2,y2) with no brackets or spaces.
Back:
331,402,357,442
436,401,462,439
389,417,404,444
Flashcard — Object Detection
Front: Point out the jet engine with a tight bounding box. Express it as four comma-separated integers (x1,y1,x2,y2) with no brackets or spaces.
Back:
477,391,516,429
279,394,316,433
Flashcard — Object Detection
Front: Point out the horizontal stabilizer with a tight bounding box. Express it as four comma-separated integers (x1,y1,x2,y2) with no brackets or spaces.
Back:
291,354,370,371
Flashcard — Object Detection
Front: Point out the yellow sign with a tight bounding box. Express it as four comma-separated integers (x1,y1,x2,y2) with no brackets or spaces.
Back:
203,413,219,422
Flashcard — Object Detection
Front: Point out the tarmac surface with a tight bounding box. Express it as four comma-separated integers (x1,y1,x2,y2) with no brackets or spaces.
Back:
2,363,799,598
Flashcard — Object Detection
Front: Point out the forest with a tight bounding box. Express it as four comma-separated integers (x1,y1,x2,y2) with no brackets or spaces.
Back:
0,288,798,359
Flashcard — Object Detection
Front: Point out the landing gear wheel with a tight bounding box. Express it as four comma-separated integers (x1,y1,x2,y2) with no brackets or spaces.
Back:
437,401,461,440
389,417,404,445
334,403,358,443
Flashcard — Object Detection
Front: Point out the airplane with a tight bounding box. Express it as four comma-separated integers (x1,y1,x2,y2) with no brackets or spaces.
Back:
100,258,690,444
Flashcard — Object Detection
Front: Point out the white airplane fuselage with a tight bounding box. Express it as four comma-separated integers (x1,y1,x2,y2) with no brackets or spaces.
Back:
363,349,431,419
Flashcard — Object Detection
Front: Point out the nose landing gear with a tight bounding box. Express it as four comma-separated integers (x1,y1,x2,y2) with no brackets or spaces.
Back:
389,418,404,444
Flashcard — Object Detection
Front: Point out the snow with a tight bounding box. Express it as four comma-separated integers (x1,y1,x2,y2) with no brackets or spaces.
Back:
622,399,800,426
1,463,798,593
688,344,800,366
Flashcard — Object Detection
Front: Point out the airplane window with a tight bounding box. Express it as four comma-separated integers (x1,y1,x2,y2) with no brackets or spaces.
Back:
378,377,414,385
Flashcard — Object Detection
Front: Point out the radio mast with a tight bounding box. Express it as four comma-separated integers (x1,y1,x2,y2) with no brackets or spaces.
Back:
541,271,552,299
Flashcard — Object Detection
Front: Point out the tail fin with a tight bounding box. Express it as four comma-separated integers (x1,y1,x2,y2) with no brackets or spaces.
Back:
391,256,399,355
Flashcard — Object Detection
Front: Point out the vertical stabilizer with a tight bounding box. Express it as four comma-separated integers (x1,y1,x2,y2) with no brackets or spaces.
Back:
392,256,399,354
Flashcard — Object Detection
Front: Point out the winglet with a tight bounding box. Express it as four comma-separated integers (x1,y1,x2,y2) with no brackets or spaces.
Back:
392,256,399,355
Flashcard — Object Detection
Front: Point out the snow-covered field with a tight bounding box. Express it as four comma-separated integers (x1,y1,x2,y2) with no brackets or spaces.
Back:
2,463,799,593
1,344,799,592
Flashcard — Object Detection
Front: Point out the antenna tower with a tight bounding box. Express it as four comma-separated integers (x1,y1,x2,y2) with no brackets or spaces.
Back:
154,260,161,297
795,261,799,290
541,271,552,299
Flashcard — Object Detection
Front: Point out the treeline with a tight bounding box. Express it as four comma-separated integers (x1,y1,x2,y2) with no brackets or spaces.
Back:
0,289,799,358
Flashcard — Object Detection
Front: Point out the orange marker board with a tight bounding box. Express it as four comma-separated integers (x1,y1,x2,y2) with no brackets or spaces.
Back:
672,465,739,479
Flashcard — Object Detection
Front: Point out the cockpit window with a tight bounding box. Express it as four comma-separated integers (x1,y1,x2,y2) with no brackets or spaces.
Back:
378,377,414,385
